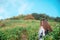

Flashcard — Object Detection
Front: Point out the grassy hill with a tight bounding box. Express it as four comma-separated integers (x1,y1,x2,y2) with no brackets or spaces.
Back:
0,20,60,40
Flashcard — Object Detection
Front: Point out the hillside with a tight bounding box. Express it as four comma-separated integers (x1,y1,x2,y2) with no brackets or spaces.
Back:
0,20,60,40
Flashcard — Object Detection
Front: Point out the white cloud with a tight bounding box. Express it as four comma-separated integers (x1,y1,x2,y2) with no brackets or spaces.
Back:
7,0,17,7
4,0,29,15
0,0,34,19
18,3,28,14
0,7,4,13
18,2,34,14
0,7,7,14
0,16,4,19
0,7,10,19
7,0,34,15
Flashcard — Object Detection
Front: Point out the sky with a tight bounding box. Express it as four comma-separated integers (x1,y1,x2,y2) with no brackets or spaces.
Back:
0,0,60,19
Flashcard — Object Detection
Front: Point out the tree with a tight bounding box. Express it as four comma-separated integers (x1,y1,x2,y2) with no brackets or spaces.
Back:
55,17,60,22
32,13,40,20
32,13,50,20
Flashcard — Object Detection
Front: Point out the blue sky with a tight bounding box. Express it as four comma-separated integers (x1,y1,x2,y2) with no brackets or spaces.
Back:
0,0,60,19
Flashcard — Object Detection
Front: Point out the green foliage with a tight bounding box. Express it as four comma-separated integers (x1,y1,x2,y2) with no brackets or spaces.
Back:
44,24,60,40
0,20,60,40
32,13,52,20
0,31,7,40
32,13,40,20
55,17,60,22
32,13,60,22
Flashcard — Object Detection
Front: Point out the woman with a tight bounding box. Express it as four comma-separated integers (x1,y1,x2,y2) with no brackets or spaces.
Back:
38,18,52,40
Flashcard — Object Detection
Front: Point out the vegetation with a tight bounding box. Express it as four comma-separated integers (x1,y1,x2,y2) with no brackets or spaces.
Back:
24,15,34,20
0,20,60,40
44,23,60,40
55,17,60,22
0,13,60,40
4,13,60,22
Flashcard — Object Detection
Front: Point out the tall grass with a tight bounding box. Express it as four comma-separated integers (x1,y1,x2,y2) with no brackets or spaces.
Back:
0,20,60,40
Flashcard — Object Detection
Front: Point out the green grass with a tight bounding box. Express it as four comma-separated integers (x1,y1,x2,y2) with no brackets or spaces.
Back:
0,20,60,40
